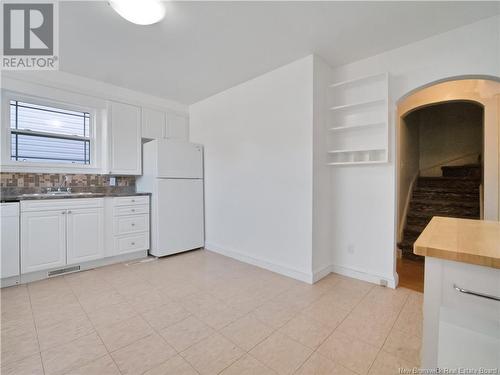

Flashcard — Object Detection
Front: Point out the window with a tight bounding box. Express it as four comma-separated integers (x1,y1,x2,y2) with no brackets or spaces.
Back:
10,100,91,164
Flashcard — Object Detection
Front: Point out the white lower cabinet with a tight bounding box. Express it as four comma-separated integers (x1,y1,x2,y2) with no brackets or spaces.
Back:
1,203,20,280
114,233,149,255
20,199,104,274
21,209,67,273
105,195,150,256
17,196,149,283
67,208,104,264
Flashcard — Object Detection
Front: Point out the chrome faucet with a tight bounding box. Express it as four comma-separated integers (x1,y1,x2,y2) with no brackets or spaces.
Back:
57,176,71,193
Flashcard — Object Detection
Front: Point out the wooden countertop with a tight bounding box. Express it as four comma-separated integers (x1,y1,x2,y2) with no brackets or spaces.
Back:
414,216,500,269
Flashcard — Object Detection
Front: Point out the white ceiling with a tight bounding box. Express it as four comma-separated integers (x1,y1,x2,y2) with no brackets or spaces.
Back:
59,1,499,104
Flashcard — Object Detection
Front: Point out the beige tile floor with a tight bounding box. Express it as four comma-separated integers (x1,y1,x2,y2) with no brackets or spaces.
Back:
0,250,423,375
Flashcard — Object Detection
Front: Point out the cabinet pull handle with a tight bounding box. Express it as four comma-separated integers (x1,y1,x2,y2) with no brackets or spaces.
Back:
131,199,135,202
453,284,500,302
131,242,135,245
61,211,66,214
131,223,135,226
131,209,135,212
68,210,72,214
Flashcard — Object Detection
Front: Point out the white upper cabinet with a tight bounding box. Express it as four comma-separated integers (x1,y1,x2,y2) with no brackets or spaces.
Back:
109,101,142,175
166,112,189,141
141,107,189,142
142,107,166,139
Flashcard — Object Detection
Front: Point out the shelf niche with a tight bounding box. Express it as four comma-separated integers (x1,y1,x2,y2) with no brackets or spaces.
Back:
327,72,389,166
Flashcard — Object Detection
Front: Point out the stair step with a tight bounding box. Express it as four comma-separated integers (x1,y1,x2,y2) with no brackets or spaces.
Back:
406,216,432,229
397,240,413,250
442,164,481,178
417,176,480,190
407,211,479,222
412,190,479,202
411,198,479,209
409,207,479,219
405,224,426,234
414,186,479,195
401,166,480,263
403,229,420,241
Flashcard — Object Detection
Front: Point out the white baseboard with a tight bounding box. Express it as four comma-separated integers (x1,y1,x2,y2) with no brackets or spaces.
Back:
312,264,333,283
205,242,314,284
330,264,397,289
204,243,397,288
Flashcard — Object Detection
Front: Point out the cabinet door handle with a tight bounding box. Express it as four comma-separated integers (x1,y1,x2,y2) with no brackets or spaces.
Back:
131,209,136,212
131,199,135,203
67,210,72,214
131,242,135,245
61,211,66,214
453,284,500,302
131,223,135,226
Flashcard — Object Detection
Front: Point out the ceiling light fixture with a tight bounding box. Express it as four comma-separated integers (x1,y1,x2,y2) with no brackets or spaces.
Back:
109,0,166,26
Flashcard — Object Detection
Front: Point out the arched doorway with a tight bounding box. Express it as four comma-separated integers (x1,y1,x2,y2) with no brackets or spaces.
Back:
395,78,500,291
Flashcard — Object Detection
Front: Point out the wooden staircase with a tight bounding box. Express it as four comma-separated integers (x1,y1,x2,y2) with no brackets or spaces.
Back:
398,164,481,260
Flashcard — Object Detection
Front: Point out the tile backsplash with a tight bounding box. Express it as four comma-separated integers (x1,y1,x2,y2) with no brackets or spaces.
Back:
0,172,135,188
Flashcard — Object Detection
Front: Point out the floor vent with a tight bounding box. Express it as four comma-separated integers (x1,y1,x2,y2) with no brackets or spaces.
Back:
48,266,80,277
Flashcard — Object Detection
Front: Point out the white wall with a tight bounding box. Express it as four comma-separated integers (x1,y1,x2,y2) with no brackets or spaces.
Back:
329,16,500,287
312,56,333,279
190,56,315,282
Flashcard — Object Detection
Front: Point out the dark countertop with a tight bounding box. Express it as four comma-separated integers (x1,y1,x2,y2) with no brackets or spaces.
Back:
1,191,151,203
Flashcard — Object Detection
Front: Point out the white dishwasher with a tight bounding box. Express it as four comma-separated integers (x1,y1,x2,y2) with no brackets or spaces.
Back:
1,202,20,286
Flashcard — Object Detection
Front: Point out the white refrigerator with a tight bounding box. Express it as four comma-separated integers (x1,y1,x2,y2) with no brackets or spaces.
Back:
137,139,204,257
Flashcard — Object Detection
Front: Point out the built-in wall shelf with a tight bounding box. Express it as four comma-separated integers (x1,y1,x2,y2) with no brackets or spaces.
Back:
326,148,387,165
329,121,385,132
327,72,389,166
329,98,385,112
329,72,387,88
328,148,385,154
326,160,386,166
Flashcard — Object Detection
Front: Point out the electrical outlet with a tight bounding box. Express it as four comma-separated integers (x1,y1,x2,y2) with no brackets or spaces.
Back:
109,176,116,186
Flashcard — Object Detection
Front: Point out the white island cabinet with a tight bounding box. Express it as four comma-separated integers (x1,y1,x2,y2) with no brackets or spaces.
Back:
415,217,500,370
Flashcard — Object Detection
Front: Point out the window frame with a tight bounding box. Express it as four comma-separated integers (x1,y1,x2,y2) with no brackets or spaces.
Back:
1,91,100,173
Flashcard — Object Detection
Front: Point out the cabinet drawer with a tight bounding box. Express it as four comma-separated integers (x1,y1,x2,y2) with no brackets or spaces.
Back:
113,204,149,216
113,196,149,206
114,233,149,254
441,260,500,323
113,214,148,235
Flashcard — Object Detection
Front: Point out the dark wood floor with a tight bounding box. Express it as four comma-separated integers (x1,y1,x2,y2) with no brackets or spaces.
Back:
397,257,424,293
